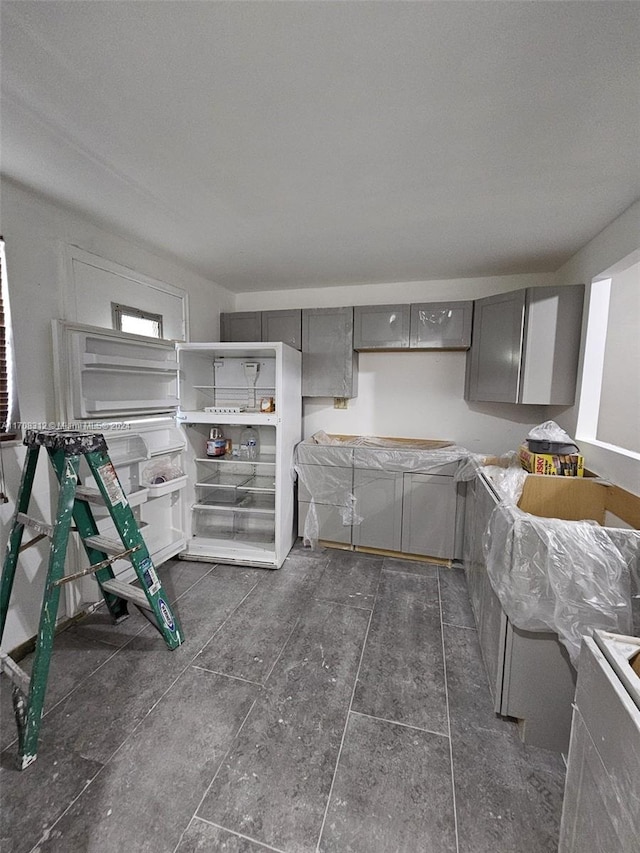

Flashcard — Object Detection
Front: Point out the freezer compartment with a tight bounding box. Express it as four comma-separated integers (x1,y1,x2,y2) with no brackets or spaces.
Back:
55,322,179,419
178,346,278,413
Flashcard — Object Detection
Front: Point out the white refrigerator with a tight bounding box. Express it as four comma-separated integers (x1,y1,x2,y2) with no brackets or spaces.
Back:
53,321,301,608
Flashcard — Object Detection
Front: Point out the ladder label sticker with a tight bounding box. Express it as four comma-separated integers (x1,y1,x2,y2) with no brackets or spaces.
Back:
96,463,127,507
140,558,161,596
158,599,175,632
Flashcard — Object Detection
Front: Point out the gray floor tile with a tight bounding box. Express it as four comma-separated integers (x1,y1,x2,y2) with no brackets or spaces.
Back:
0,738,103,853
66,602,150,648
177,818,279,852
382,556,439,578
0,631,117,752
31,668,257,853
194,560,319,683
443,623,515,736
352,570,446,733
313,549,383,609
318,713,456,853
452,726,563,853
157,557,218,601
197,598,370,852
439,565,476,628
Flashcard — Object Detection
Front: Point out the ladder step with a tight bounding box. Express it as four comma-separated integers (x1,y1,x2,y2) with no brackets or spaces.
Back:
75,485,105,504
100,579,153,611
0,652,31,696
83,535,124,555
16,513,53,538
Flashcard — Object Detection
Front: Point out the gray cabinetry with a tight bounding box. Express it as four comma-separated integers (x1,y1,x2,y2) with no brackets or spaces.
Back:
351,468,404,551
401,472,457,559
559,633,640,853
409,301,473,350
301,307,358,397
353,304,410,350
464,469,577,752
261,309,302,350
297,443,353,545
465,284,584,404
220,311,262,342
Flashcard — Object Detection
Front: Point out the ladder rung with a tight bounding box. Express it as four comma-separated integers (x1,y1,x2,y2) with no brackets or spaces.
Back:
83,535,124,555
75,485,105,504
16,513,53,539
0,652,31,696
100,579,153,611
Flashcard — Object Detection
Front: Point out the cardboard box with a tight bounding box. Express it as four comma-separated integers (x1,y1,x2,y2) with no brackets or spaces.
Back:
519,444,584,477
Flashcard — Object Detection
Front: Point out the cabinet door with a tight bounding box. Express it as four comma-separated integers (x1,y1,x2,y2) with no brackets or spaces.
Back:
220,311,262,342
401,472,457,559
465,290,526,402
298,501,352,544
352,468,403,551
409,301,473,349
301,307,358,397
262,309,302,350
353,304,410,350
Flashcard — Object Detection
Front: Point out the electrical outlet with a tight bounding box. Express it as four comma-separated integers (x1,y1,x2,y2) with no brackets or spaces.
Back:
334,397,348,409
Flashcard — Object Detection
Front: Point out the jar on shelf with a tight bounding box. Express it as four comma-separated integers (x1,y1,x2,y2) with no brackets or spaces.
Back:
206,427,226,457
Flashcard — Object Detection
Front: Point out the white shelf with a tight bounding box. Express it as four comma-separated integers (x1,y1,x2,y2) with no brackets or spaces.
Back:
145,474,188,497
83,352,177,371
178,411,277,426
238,474,276,494
194,493,275,514
195,454,276,466
87,398,178,413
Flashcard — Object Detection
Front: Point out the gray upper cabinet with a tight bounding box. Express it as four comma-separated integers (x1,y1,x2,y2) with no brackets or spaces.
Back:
409,301,473,350
302,307,358,397
261,309,302,350
220,311,262,342
353,304,410,350
465,284,584,404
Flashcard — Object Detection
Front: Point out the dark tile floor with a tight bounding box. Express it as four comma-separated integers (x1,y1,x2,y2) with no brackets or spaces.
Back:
0,544,565,853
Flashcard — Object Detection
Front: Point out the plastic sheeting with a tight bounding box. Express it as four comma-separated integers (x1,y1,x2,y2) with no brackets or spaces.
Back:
477,461,639,666
294,433,471,547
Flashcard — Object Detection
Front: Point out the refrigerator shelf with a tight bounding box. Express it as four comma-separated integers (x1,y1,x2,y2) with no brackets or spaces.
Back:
83,352,177,371
193,493,275,514
195,472,252,489
145,475,188,497
238,475,276,493
178,411,278,425
194,454,276,466
86,397,179,413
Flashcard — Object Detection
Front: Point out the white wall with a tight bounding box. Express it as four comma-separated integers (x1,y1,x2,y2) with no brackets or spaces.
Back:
237,273,559,453
555,199,640,494
0,178,234,651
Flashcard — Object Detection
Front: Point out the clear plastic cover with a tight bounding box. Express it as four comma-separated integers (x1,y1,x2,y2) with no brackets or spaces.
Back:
295,433,470,547
477,461,639,666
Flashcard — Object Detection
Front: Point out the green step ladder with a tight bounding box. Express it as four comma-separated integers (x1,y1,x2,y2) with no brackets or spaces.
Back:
0,429,184,769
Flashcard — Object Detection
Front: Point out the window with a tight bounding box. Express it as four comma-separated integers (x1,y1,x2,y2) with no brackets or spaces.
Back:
112,303,163,338
577,252,640,458
0,238,18,440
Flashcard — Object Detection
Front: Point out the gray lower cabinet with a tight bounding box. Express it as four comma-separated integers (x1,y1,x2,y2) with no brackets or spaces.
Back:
401,472,457,558
220,311,262,342
559,633,640,853
409,300,473,349
464,470,577,752
261,309,301,350
351,466,457,559
301,307,358,397
351,468,404,551
296,444,353,545
353,304,410,350
465,284,584,404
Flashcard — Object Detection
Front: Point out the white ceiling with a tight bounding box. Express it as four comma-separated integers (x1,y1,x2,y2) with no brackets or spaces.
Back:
1,1,639,293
